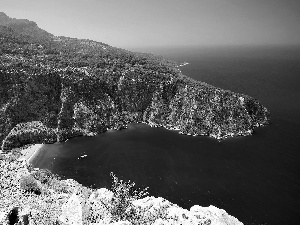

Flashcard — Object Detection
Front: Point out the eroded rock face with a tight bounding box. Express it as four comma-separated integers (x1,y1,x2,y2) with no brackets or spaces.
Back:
88,188,114,224
1,155,244,225
0,12,270,151
84,189,244,225
59,193,83,225
131,196,243,225
17,207,31,225
190,205,243,225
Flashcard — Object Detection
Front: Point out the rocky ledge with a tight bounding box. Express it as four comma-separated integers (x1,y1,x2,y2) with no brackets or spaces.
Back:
0,12,270,151
0,152,243,225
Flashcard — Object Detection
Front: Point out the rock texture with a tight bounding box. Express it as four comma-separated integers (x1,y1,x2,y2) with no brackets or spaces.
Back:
131,196,242,225
0,153,244,224
0,155,69,225
0,12,270,151
59,188,243,225
59,193,83,225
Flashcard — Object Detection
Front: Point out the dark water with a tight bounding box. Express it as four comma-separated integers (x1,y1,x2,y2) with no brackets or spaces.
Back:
32,46,300,225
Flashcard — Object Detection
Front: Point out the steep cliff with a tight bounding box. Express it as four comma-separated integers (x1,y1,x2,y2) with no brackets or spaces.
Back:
0,153,243,224
0,13,270,151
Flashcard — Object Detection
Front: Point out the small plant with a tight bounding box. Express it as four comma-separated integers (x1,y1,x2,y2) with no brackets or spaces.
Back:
47,177,70,193
0,153,5,161
32,168,54,184
6,154,17,162
20,174,41,195
109,172,148,222
26,163,34,173
11,148,22,158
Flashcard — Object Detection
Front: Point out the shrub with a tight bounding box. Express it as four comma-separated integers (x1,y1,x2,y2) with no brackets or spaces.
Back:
11,148,22,158
26,164,34,173
0,153,5,161
47,178,70,194
6,154,17,162
109,172,148,222
32,168,54,184
2,121,57,150
20,174,41,195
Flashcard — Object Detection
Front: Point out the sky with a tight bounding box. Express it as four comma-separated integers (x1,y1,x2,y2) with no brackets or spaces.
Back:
1,0,300,50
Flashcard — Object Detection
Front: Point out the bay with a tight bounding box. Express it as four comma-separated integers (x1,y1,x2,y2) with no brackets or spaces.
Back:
32,45,300,225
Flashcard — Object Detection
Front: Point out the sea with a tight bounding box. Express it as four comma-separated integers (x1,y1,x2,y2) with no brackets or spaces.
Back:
32,45,300,225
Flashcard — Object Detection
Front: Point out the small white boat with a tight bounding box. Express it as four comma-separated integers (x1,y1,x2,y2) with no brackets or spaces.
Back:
78,154,87,159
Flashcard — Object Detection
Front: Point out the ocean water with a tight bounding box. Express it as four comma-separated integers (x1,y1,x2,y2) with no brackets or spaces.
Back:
32,46,300,225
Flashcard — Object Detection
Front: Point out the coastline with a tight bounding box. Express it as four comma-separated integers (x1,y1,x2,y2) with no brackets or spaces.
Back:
0,152,243,225
20,144,45,164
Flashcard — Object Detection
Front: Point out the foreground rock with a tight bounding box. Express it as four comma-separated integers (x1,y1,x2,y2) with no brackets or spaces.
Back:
58,189,243,225
59,193,83,225
0,12,270,151
0,153,244,225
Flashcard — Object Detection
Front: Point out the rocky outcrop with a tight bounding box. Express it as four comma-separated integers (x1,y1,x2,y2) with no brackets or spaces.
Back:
58,188,243,225
59,193,83,225
88,188,115,224
132,196,242,225
0,13,270,151
1,121,56,150
1,153,244,225
0,155,65,225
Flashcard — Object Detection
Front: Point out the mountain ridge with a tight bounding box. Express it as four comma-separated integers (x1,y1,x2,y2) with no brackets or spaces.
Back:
0,13,270,151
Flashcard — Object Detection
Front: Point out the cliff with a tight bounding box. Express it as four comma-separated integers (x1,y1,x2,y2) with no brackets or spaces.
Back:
0,152,243,225
0,12,270,151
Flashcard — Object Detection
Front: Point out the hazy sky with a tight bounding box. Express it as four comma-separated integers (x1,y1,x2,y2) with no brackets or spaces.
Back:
1,0,300,49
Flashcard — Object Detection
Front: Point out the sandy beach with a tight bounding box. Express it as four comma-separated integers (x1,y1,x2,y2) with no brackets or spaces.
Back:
20,144,45,164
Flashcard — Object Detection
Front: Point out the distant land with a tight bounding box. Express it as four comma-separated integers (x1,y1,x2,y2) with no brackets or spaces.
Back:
0,12,270,152
0,12,271,225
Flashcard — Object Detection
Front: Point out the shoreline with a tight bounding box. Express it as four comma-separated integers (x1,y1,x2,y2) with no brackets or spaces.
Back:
20,144,45,164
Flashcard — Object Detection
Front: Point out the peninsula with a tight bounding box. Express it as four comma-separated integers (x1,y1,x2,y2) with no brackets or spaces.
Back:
0,12,269,152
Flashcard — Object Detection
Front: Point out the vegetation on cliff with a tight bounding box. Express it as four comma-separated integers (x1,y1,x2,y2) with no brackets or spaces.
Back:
0,151,243,224
0,12,270,151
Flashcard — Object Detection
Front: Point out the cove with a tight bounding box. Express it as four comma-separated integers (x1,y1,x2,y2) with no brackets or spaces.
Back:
30,46,300,225
32,119,300,225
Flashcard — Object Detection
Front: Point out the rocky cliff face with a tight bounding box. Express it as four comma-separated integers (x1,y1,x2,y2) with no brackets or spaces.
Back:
0,153,243,225
0,13,270,151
